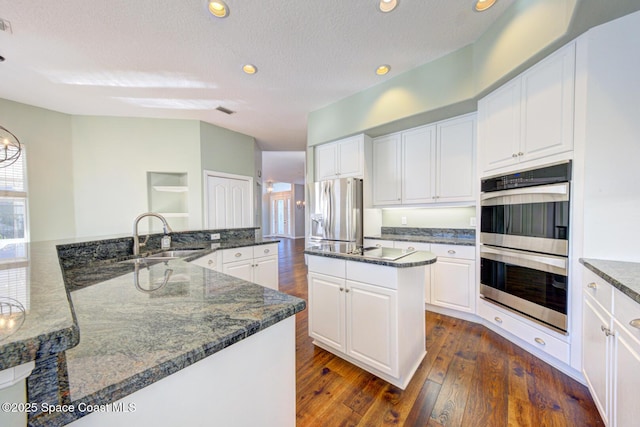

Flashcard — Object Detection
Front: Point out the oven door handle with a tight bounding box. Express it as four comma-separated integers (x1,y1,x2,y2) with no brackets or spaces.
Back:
481,182,569,206
481,246,567,276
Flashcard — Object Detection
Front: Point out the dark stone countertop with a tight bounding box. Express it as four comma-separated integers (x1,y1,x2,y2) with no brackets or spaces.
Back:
580,258,640,305
304,247,437,268
0,232,304,427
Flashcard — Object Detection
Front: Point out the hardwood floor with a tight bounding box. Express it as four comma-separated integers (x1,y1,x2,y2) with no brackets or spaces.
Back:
276,238,603,427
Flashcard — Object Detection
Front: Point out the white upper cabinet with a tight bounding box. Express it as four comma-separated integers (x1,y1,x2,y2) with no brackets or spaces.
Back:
372,113,475,206
315,134,365,181
479,42,575,174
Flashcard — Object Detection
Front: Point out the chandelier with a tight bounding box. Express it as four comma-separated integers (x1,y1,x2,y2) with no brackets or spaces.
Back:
0,125,22,168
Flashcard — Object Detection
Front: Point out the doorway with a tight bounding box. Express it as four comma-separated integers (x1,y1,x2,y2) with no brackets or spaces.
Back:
270,192,292,237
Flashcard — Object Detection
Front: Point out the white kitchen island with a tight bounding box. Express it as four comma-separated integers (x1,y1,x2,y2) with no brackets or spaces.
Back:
304,248,436,389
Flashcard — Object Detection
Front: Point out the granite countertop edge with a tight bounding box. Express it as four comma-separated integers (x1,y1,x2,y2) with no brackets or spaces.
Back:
365,234,476,246
28,299,305,427
580,258,640,305
304,248,437,267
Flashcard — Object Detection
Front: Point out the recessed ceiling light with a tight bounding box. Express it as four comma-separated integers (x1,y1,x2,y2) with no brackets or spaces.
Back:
475,0,497,12
379,0,398,13
209,0,229,18
0,55,5,62
376,65,391,76
242,64,257,75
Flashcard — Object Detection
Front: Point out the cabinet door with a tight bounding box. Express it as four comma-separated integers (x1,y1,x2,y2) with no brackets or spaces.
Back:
223,259,254,282
582,295,611,423
372,134,402,205
478,78,521,173
520,42,575,161
613,321,640,427
346,280,397,376
254,256,279,290
436,115,476,202
402,126,435,204
308,272,346,352
315,142,338,181
430,257,475,313
337,135,363,178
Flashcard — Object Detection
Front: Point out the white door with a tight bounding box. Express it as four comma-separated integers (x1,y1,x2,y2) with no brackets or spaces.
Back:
315,142,338,181
205,173,252,229
402,126,435,204
337,135,363,178
254,256,278,290
582,295,610,423
436,115,476,202
308,272,346,352
431,258,475,313
270,192,292,237
372,134,401,206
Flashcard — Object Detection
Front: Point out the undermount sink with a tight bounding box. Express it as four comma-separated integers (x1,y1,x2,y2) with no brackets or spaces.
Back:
119,249,205,264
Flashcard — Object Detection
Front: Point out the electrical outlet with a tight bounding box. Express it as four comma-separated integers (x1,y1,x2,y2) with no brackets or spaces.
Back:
401,216,407,225
210,233,220,240
470,217,477,227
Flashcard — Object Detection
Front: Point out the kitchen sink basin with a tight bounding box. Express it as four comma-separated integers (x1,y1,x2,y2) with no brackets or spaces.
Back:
119,248,205,264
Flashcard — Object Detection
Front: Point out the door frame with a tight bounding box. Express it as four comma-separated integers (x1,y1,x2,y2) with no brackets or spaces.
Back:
203,170,254,229
270,191,293,237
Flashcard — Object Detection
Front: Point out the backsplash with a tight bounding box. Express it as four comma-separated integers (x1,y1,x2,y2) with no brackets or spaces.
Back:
381,206,476,229
381,226,475,240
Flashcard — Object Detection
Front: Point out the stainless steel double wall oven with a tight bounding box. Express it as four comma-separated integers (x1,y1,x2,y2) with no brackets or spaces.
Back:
480,161,572,332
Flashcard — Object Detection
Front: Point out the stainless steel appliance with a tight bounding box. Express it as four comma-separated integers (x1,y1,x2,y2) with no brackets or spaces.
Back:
479,161,571,332
309,177,363,248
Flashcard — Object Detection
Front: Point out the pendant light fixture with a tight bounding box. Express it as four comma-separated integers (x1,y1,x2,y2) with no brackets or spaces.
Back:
0,125,22,168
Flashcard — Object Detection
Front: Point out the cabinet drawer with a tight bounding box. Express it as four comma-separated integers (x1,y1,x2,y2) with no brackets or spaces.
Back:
190,251,220,271
222,246,253,263
479,300,569,364
307,255,346,276
430,244,475,260
346,261,397,290
583,269,613,313
254,243,278,259
393,241,431,251
613,286,640,341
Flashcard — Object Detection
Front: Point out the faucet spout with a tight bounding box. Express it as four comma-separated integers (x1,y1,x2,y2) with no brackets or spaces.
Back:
133,212,173,256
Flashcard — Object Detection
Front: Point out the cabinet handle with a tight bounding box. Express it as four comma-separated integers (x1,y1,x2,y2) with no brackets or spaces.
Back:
264,249,270,254
587,282,597,289
447,250,456,255
534,337,546,346
208,260,214,265
432,196,437,199
345,289,350,293
494,317,503,324
235,252,242,258
601,325,615,337
512,153,518,158
518,152,524,156
629,319,640,329
339,287,344,292
407,247,415,251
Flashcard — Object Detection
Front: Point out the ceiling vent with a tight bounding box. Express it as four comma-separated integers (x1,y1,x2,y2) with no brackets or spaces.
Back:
215,106,235,115
0,18,13,34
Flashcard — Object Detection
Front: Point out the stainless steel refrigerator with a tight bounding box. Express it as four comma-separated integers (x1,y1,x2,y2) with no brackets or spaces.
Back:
308,178,363,247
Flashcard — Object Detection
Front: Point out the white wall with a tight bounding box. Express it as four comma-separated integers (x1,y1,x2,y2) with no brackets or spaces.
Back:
71,116,202,237
381,207,476,229
578,10,640,262
0,98,76,242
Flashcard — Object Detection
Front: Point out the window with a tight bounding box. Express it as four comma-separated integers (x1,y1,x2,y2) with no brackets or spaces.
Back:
0,147,28,261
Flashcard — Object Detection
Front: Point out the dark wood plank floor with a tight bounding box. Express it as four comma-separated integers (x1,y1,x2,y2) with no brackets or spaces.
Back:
276,238,603,427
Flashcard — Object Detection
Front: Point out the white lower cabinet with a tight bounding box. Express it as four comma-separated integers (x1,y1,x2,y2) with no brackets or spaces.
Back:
307,255,425,389
193,244,279,290
582,267,640,426
429,244,476,313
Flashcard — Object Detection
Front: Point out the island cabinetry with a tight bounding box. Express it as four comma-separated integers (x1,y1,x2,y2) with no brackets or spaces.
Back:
372,113,475,206
192,243,279,290
429,244,475,313
307,254,425,389
582,267,640,426
315,134,368,181
478,42,575,173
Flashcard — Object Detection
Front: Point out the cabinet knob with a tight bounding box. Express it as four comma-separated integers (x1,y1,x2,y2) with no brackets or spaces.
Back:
447,250,456,255
345,289,350,293
518,152,524,156
512,153,518,158
264,249,270,254
601,325,615,337
494,317,503,324
407,247,415,251
208,260,214,265
534,337,546,346
630,319,640,330
587,282,597,289
235,252,242,257
339,287,344,292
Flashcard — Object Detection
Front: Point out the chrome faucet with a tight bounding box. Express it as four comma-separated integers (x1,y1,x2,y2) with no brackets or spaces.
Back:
132,212,173,256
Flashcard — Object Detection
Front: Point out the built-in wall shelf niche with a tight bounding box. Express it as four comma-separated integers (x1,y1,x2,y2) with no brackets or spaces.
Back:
147,172,189,232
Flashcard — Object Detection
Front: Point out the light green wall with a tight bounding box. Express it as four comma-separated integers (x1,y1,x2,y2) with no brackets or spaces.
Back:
71,116,202,237
307,0,640,147
382,207,476,230
0,98,76,242
200,121,256,178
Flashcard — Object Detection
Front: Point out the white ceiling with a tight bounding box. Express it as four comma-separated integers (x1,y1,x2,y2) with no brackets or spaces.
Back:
0,0,514,154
